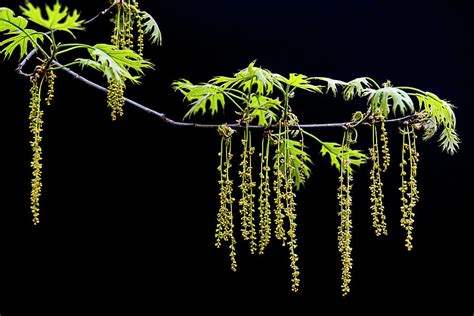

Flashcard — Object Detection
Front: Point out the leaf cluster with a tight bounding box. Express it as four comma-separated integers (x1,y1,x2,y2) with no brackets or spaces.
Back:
1,2,160,85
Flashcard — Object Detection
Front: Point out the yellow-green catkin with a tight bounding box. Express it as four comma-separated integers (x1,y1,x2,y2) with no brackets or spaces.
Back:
380,116,391,172
400,127,419,251
258,134,272,254
132,0,145,57
337,130,354,297
107,2,137,120
369,121,388,237
283,133,301,293
45,71,56,106
216,125,238,271
272,130,287,246
107,80,126,121
29,76,44,225
238,127,257,254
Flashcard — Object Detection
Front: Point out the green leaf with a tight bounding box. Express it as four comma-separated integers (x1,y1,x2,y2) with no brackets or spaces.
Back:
77,44,153,85
365,87,414,117
415,92,456,127
303,130,366,173
276,138,312,190
320,142,343,170
415,91,460,154
0,29,43,59
438,127,460,155
343,77,373,101
320,141,367,174
0,8,43,59
142,11,162,46
212,61,282,95
277,73,323,93
20,2,84,34
314,77,347,97
248,95,281,126
172,80,226,119
0,7,28,32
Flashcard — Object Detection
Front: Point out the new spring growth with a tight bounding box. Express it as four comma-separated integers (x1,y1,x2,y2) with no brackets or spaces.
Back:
106,0,145,120
238,127,258,254
272,128,287,246
216,125,238,271
283,132,301,293
338,129,355,296
399,126,419,251
369,111,388,237
258,132,272,254
29,74,44,225
45,71,56,106
132,0,145,57
379,114,391,172
107,81,126,121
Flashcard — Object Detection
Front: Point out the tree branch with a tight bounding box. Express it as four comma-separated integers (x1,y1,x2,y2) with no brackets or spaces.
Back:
16,48,37,77
52,61,417,130
15,3,418,131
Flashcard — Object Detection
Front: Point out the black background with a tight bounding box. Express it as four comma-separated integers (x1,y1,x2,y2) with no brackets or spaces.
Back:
0,0,473,314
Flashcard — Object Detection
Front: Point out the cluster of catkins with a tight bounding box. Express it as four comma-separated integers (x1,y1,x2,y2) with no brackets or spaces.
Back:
215,124,305,292
107,0,145,120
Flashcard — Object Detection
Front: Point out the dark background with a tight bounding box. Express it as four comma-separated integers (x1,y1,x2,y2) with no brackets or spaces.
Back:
0,0,472,314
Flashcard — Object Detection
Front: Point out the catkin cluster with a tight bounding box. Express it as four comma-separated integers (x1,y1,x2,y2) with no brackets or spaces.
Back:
268,123,303,292
273,130,287,246
214,121,304,292
216,125,238,271
107,0,145,120
238,128,258,254
132,0,145,57
107,80,126,121
29,77,44,225
399,126,419,251
380,116,390,171
45,71,56,106
258,135,272,254
369,112,388,237
283,138,301,292
337,130,354,296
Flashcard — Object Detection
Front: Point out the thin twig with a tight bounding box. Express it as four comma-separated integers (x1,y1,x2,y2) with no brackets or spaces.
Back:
83,2,116,25
16,48,37,77
16,3,417,131
52,61,416,130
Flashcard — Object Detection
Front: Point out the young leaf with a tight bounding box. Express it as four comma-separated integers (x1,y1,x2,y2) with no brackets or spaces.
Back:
415,92,456,128
20,2,84,34
213,61,282,95
172,80,226,119
438,127,460,155
0,8,28,32
0,29,43,59
314,77,347,97
365,87,414,117
286,138,313,190
320,141,367,174
248,95,281,126
277,73,323,93
415,91,460,154
77,44,153,85
320,142,343,170
0,8,43,59
274,137,313,190
343,77,374,101
142,11,162,46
